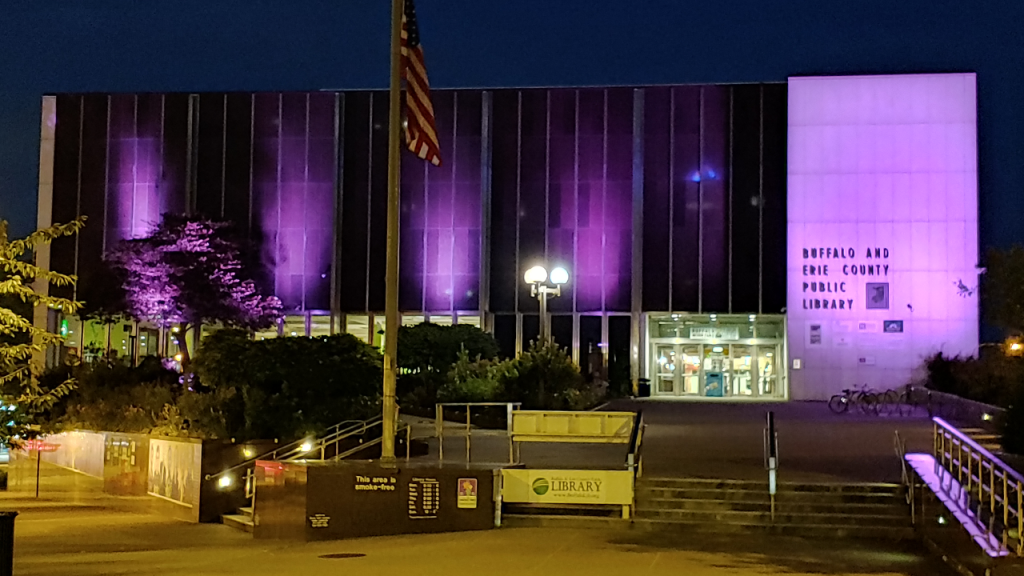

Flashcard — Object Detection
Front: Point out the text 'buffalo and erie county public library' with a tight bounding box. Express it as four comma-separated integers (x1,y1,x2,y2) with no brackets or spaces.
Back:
38,73,978,401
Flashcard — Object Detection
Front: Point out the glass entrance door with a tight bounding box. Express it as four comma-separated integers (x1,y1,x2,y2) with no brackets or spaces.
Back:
654,344,677,394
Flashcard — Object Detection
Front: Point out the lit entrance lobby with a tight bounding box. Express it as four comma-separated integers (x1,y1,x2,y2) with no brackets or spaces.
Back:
646,314,786,399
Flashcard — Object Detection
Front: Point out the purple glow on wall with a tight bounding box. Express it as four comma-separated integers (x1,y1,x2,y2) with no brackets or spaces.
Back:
105,94,184,246
253,93,335,311
787,73,978,400
401,91,482,313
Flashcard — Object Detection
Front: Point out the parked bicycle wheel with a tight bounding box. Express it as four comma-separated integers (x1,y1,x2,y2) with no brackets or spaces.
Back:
879,389,901,416
828,394,849,414
858,391,880,415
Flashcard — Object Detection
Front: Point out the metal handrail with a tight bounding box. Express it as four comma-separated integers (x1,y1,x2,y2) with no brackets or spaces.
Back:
894,430,914,518
435,402,521,464
281,415,384,462
329,424,414,461
932,416,1024,556
625,410,644,479
205,416,381,481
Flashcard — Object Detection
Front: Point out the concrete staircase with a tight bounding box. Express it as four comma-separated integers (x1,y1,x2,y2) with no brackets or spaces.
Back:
633,477,913,539
222,506,254,533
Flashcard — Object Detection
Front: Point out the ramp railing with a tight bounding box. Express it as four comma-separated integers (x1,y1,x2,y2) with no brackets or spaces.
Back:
932,416,1024,555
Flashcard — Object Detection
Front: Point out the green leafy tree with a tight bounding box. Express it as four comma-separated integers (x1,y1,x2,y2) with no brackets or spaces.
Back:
982,245,1024,334
192,330,382,440
440,348,513,403
397,323,500,408
501,339,595,410
0,218,85,444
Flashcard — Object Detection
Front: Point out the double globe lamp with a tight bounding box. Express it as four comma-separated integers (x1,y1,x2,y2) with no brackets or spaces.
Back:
524,265,569,340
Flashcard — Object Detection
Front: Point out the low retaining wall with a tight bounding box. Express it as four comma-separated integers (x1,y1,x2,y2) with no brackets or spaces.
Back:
9,431,280,523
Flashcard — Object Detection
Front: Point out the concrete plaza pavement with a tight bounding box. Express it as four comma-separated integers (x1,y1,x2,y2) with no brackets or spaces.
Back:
422,400,934,483
4,494,956,576
607,399,935,483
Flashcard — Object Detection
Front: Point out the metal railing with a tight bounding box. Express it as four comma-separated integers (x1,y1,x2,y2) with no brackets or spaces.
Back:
435,402,521,463
206,415,383,486
625,410,645,479
933,416,1024,556
894,430,915,520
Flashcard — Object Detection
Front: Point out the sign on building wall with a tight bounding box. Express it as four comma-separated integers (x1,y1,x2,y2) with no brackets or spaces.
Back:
501,469,633,505
689,327,740,340
787,73,979,400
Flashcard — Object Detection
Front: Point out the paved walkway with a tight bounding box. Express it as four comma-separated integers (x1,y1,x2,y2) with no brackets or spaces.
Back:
3,495,954,576
422,400,934,483
609,399,935,483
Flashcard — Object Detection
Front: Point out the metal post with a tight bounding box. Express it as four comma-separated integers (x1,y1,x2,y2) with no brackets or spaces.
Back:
380,0,404,465
507,403,514,464
466,405,472,462
539,290,549,340
436,404,444,462
35,448,41,498
765,411,778,522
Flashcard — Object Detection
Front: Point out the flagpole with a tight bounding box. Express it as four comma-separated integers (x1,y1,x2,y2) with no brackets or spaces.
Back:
381,0,404,465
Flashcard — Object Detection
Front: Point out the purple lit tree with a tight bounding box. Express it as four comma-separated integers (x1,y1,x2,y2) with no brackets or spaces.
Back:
107,214,282,369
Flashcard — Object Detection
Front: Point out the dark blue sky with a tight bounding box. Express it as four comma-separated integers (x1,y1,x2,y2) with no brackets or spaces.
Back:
2,0,1021,246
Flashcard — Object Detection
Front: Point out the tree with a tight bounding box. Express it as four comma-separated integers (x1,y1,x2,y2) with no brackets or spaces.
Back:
192,329,383,440
0,218,85,445
983,245,1024,335
397,323,500,408
106,214,282,369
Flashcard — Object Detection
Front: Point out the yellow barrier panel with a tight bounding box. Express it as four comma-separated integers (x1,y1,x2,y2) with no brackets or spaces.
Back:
510,411,634,444
502,468,633,506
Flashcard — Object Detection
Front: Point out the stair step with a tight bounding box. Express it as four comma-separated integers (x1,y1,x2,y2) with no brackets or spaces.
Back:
635,508,908,527
635,488,903,505
635,497,906,514
222,514,254,533
239,506,254,518
637,478,901,495
502,515,629,529
631,518,915,539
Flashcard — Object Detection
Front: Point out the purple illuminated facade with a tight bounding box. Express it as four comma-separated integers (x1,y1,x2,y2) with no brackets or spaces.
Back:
787,74,979,400
49,80,883,397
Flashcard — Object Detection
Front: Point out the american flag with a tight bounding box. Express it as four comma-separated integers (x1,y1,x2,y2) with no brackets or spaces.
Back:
401,0,442,166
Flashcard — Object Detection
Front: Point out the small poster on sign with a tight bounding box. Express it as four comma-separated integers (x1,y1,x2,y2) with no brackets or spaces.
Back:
457,478,478,509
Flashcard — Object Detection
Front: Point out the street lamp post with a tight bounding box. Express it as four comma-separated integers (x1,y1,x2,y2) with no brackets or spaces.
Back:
524,265,569,341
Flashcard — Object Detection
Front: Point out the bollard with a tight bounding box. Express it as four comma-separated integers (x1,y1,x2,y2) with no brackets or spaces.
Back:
0,511,18,576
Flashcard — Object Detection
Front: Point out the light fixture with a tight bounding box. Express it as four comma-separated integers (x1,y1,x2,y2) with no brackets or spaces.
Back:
748,314,756,322
242,447,255,459
550,267,569,285
218,475,233,489
172,326,180,333
1012,343,1022,351
712,346,724,353
173,354,183,362
300,441,313,453
766,352,773,358
524,265,547,284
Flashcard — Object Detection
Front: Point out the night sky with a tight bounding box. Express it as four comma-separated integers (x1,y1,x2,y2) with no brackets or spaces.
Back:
1,0,1021,248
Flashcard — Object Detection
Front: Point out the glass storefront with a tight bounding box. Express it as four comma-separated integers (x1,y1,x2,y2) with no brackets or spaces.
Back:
646,313,787,400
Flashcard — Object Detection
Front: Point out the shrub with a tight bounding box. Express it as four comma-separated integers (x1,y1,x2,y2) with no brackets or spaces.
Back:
500,340,600,410
439,349,509,403
193,330,383,440
397,323,500,410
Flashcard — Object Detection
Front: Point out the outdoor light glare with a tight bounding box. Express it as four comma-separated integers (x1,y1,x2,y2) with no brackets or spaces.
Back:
300,441,313,453
172,326,180,333
242,447,255,458
983,413,993,422
550,267,569,285
218,475,233,489
524,265,547,284
174,354,183,362
1012,343,1022,351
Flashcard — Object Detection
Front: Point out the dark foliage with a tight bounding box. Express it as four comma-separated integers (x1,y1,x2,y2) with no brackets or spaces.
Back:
397,323,500,409
192,330,382,440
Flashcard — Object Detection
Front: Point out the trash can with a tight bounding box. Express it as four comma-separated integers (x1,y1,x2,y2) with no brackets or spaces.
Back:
637,378,651,398
0,511,17,576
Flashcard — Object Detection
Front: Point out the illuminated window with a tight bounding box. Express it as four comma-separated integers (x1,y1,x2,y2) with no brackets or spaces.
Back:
456,315,481,328
402,315,426,326
345,315,370,343
430,315,453,326
284,315,307,337
310,314,331,338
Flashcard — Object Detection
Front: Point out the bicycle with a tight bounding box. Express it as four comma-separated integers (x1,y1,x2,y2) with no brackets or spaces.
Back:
828,384,880,415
